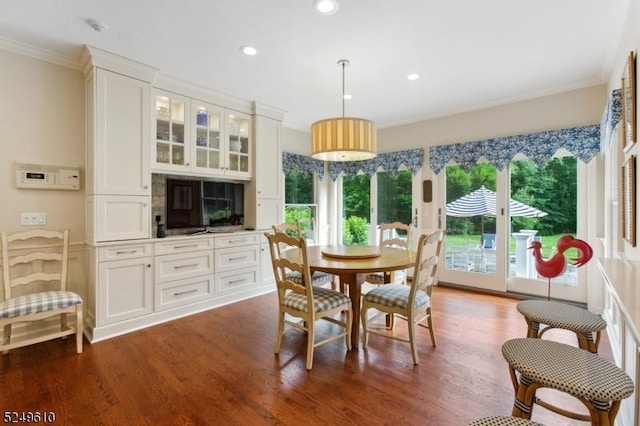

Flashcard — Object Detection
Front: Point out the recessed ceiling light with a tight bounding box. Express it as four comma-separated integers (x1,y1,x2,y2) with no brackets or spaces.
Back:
240,45,257,56
313,0,339,15
407,73,421,81
87,19,108,32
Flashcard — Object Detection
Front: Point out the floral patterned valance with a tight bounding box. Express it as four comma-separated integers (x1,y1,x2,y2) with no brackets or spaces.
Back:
600,89,622,151
282,152,325,179
282,149,424,181
429,124,600,175
328,148,424,181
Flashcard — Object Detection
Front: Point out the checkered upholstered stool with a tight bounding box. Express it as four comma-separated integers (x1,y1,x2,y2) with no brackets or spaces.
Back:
502,338,633,426
516,300,607,353
468,416,544,426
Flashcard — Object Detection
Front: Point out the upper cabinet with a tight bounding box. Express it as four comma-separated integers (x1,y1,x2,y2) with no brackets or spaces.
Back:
192,100,223,174
152,90,252,180
153,91,190,173
88,68,152,196
82,46,157,242
224,111,252,178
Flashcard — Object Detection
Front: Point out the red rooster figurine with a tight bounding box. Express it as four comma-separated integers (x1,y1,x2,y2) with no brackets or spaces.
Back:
530,235,593,300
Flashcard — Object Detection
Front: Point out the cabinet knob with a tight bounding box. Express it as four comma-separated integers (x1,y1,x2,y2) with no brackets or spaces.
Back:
147,264,151,268
144,185,149,189
186,162,190,166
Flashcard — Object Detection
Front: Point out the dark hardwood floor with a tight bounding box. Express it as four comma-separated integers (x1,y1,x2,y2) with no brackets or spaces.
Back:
1,286,612,425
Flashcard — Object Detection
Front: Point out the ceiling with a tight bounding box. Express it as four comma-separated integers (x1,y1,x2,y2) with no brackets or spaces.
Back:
0,0,630,131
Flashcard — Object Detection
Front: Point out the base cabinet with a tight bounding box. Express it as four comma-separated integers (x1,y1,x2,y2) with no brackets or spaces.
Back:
97,248,153,326
87,232,274,342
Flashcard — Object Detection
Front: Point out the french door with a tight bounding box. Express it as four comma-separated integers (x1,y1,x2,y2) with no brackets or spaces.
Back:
438,157,587,302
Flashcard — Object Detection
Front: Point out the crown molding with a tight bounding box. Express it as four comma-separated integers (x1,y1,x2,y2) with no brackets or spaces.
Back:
0,36,82,70
253,102,286,121
81,45,158,82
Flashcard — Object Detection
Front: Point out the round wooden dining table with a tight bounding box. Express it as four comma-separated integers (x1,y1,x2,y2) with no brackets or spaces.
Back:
302,245,416,348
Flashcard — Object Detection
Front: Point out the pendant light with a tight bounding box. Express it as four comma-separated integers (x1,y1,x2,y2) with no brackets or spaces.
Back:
310,59,377,161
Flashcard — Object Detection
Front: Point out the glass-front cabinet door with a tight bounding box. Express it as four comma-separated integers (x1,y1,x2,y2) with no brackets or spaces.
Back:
154,92,190,172
225,111,251,178
191,101,223,174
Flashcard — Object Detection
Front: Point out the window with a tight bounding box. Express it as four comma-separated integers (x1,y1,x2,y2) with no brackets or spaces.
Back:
284,169,316,226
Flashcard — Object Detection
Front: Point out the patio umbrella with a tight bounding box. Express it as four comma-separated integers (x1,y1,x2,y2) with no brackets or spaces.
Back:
446,186,547,232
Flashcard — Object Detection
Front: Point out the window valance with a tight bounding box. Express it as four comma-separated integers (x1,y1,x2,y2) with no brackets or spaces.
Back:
327,148,424,181
428,124,600,175
282,152,326,179
600,88,622,151
282,149,424,181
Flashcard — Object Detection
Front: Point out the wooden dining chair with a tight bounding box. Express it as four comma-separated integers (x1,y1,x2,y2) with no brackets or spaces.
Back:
0,229,83,354
264,231,352,370
365,222,412,286
272,222,336,289
361,230,444,364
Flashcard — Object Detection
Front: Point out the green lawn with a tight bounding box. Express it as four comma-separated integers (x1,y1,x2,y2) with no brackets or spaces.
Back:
445,233,577,258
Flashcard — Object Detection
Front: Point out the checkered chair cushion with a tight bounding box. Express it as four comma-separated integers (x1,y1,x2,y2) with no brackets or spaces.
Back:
516,300,607,334
363,283,429,309
286,271,334,286
0,291,82,319
283,286,351,313
502,338,634,403
365,272,385,283
468,416,544,426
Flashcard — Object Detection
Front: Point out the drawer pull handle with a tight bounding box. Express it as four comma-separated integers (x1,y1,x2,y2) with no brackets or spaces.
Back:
228,239,249,244
174,263,198,269
228,256,247,261
115,249,138,255
229,278,246,284
174,244,198,249
174,289,198,296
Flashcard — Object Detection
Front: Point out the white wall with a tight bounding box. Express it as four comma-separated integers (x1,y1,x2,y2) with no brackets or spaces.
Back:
282,126,310,155
0,49,85,241
608,0,640,260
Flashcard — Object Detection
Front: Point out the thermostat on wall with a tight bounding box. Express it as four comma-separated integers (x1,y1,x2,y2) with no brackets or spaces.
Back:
16,162,80,190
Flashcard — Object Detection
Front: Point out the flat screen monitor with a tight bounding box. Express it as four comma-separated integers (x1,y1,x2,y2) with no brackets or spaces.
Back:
166,179,244,229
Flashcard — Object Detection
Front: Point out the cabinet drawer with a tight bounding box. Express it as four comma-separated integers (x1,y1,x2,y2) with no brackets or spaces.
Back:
98,243,154,262
215,267,259,295
154,276,213,311
214,233,260,249
215,245,259,272
155,251,214,283
155,237,213,255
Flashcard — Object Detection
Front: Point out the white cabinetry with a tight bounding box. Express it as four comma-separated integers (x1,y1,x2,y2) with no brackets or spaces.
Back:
246,105,285,230
154,238,214,311
152,90,252,179
214,233,260,296
96,243,153,327
152,90,191,173
87,232,274,342
83,46,155,242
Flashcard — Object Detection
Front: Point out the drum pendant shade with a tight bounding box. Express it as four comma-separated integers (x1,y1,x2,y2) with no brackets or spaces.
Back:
311,59,377,161
311,117,377,161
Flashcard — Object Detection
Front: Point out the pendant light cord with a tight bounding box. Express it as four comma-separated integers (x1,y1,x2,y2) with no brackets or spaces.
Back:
341,60,346,118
